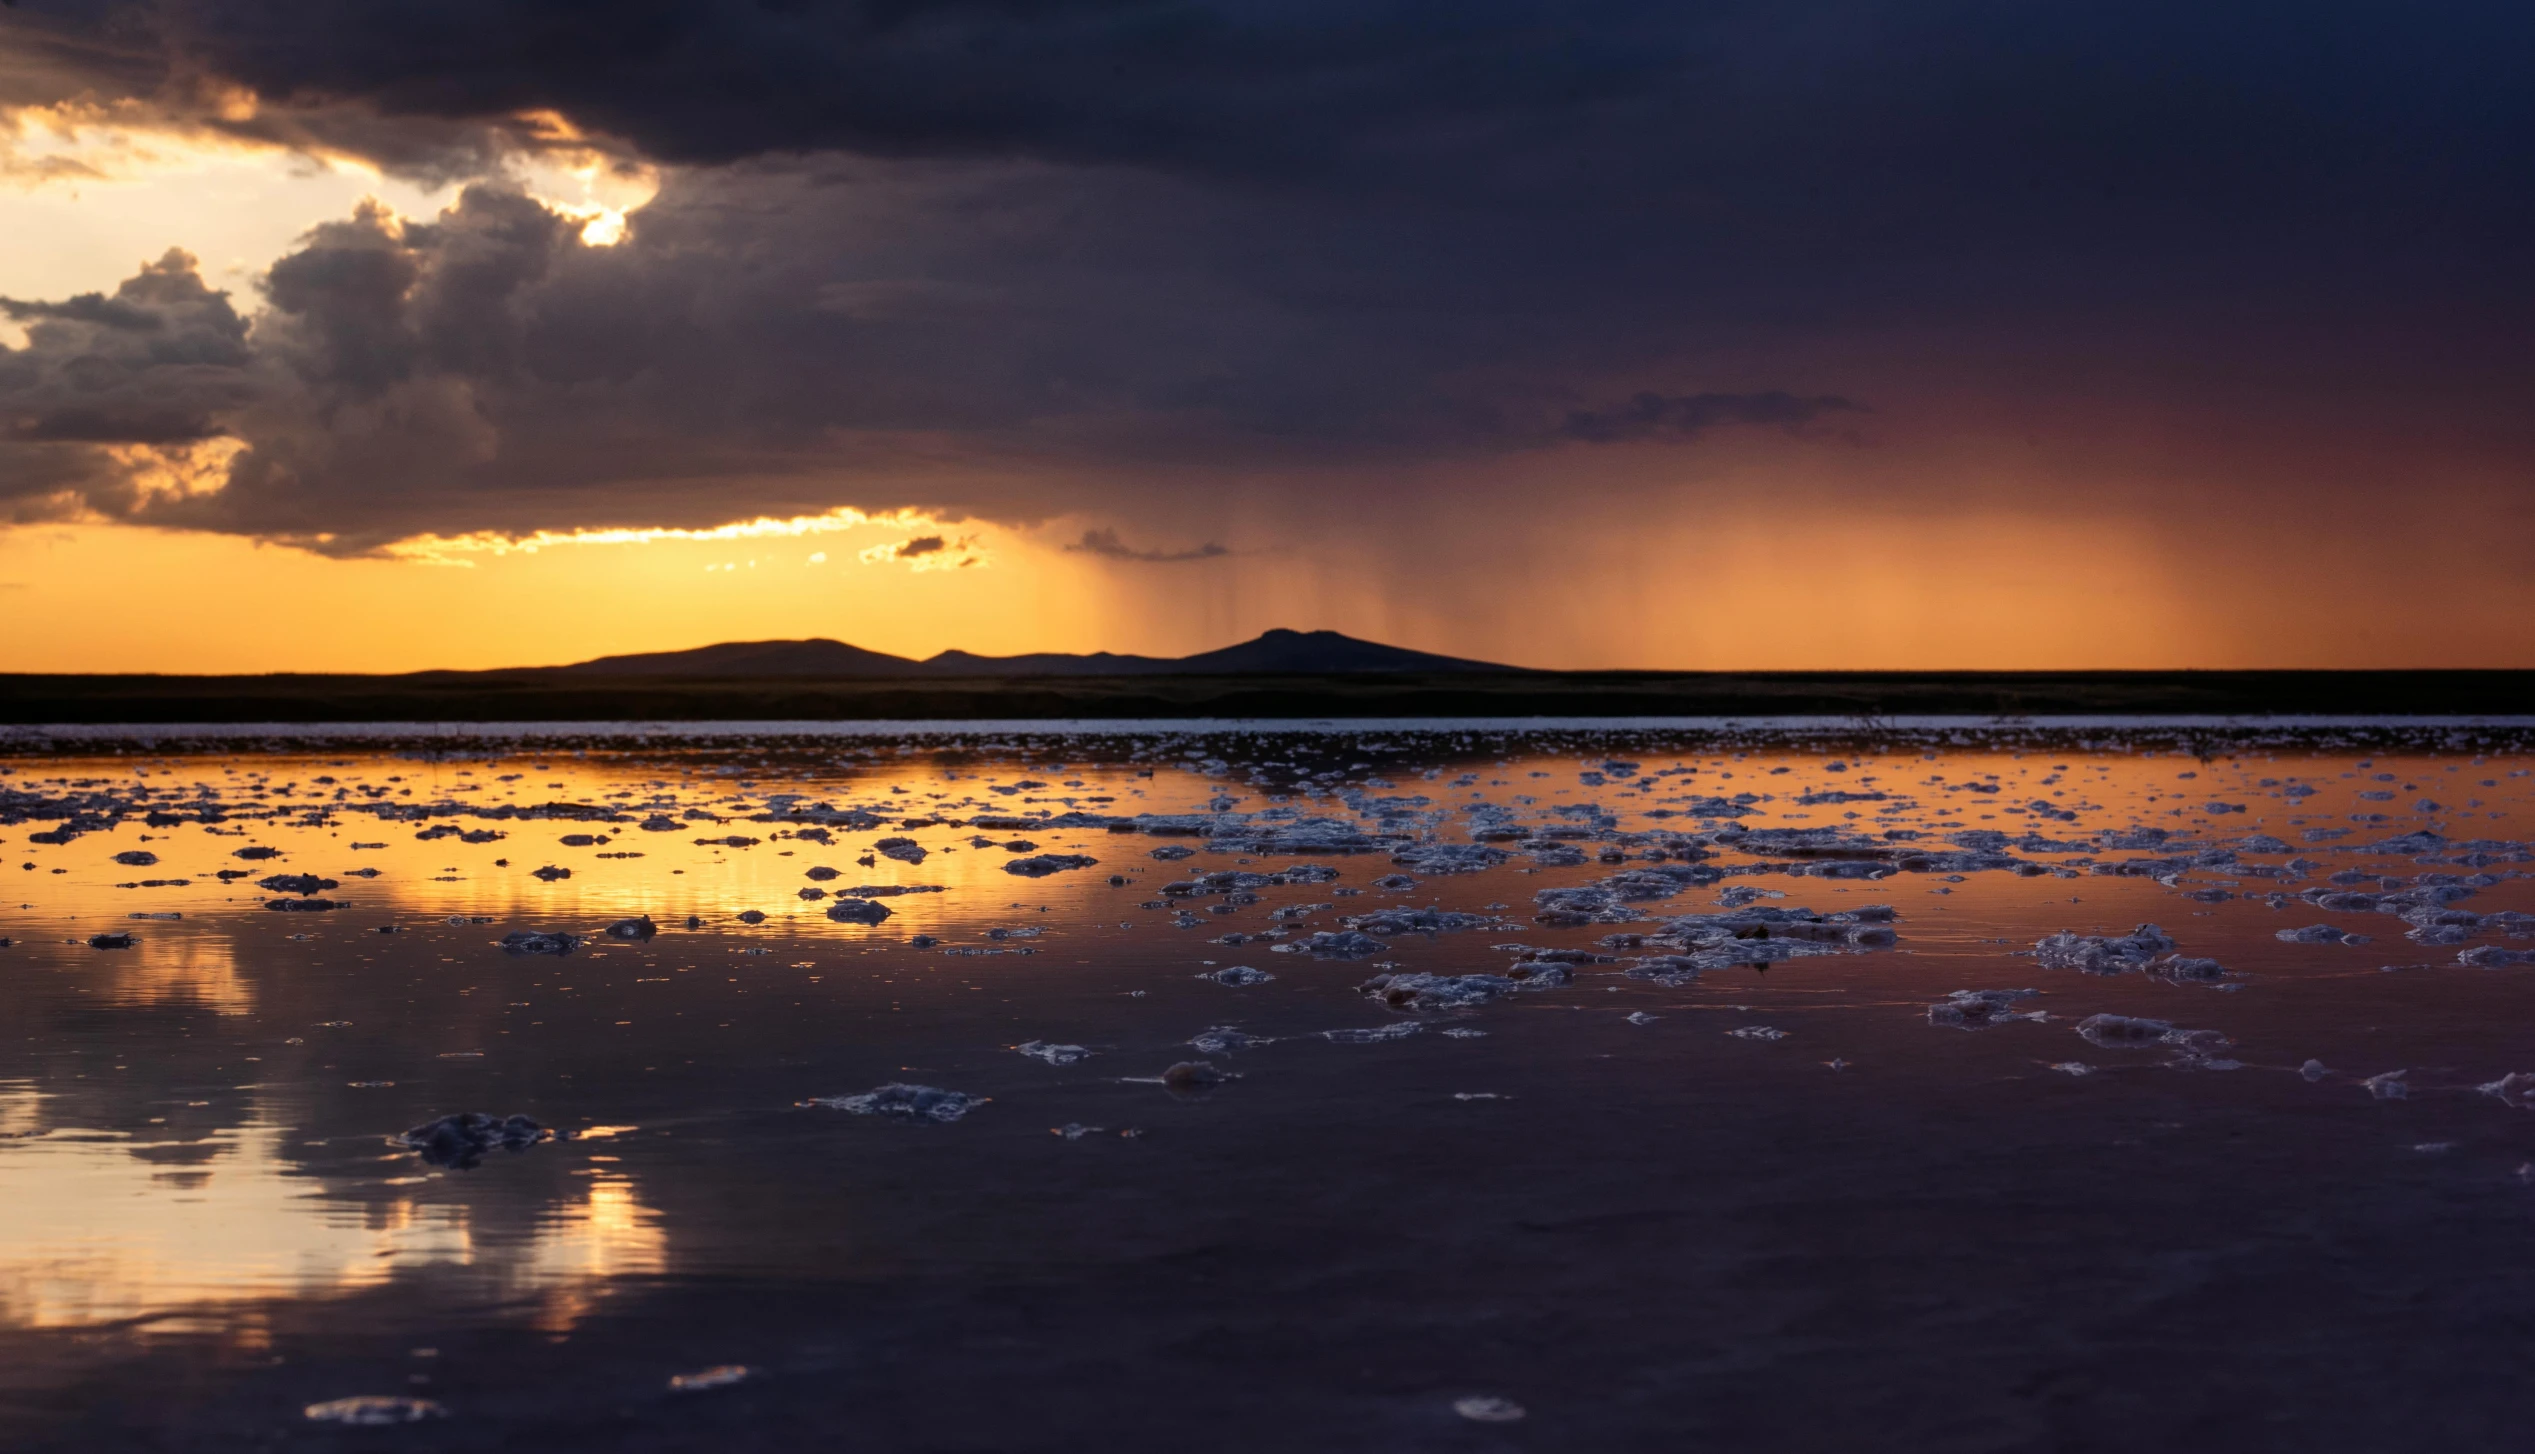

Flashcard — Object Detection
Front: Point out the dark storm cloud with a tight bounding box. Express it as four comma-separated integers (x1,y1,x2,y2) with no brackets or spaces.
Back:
0,249,255,447
6,0,1686,181
13,164,1894,550
2,0,2532,546
10,0,2527,243
1065,528,1228,563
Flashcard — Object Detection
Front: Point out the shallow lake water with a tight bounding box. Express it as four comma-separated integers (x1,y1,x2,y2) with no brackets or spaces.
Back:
3,721,2534,1451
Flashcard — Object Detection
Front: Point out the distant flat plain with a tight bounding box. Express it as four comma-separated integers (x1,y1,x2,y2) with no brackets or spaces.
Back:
4,668,2531,724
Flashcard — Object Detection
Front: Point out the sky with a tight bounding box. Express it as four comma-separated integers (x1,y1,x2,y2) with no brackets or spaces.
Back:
0,0,2531,673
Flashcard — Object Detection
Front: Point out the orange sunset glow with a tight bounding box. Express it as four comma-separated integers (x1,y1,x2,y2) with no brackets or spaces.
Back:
3,22,2529,676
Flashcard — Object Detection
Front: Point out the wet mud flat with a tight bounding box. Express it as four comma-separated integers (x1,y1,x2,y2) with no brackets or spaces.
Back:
3,720,2535,1450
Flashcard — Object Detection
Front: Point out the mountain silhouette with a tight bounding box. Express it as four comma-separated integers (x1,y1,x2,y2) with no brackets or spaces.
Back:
557,639,925,677
553,628,1511,677
1167,629,1506,675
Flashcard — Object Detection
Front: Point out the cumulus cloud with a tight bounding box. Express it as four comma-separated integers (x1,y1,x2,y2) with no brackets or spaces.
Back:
0,169,1873,550
0,248,258,519
0,250,252,445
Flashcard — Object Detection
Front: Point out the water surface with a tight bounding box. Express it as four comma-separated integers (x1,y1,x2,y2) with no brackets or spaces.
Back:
3,723,2532,1450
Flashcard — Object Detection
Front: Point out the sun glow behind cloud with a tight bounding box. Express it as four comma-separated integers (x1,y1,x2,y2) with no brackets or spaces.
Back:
106,438,246,506
499,110,660,246
382,508,958,565
0,97,658,328
0,98,659,236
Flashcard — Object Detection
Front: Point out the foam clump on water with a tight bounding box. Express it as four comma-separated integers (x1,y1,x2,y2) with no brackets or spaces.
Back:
1198,965,1274,986
1338,907,1510,935
399,1112,549,1169
499,930,580,956
2035,925,2177,974
1622,956,1705,986
2151,955,2231,984
2074,1013,2173,1046
2477,1071,2535,1107
1227,816,1397,855
1531,886,1648,926
1532,863,1725,923
1927,988,2045,1029
1275,863,1345,884
1389,843,1510,874
304,1396,446,1425
2073,1013,2238,1067
802,1084,981,1121
1498,960,1576,986
1271,930,1388,958
1017,1041,1092,1066
1454,1395,1526,1423
258,873,336,895
1006,853,1099,876
2162,1029,2240,1068
2362,1070,2409,1100
1359,964,1568,1011
1606,905,1899,971
1359,972,1515,1010
1323,1022,1423,1044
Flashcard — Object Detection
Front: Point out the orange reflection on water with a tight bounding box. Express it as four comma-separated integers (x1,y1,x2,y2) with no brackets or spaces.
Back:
0,1086,663,1332
91,931,255,1016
